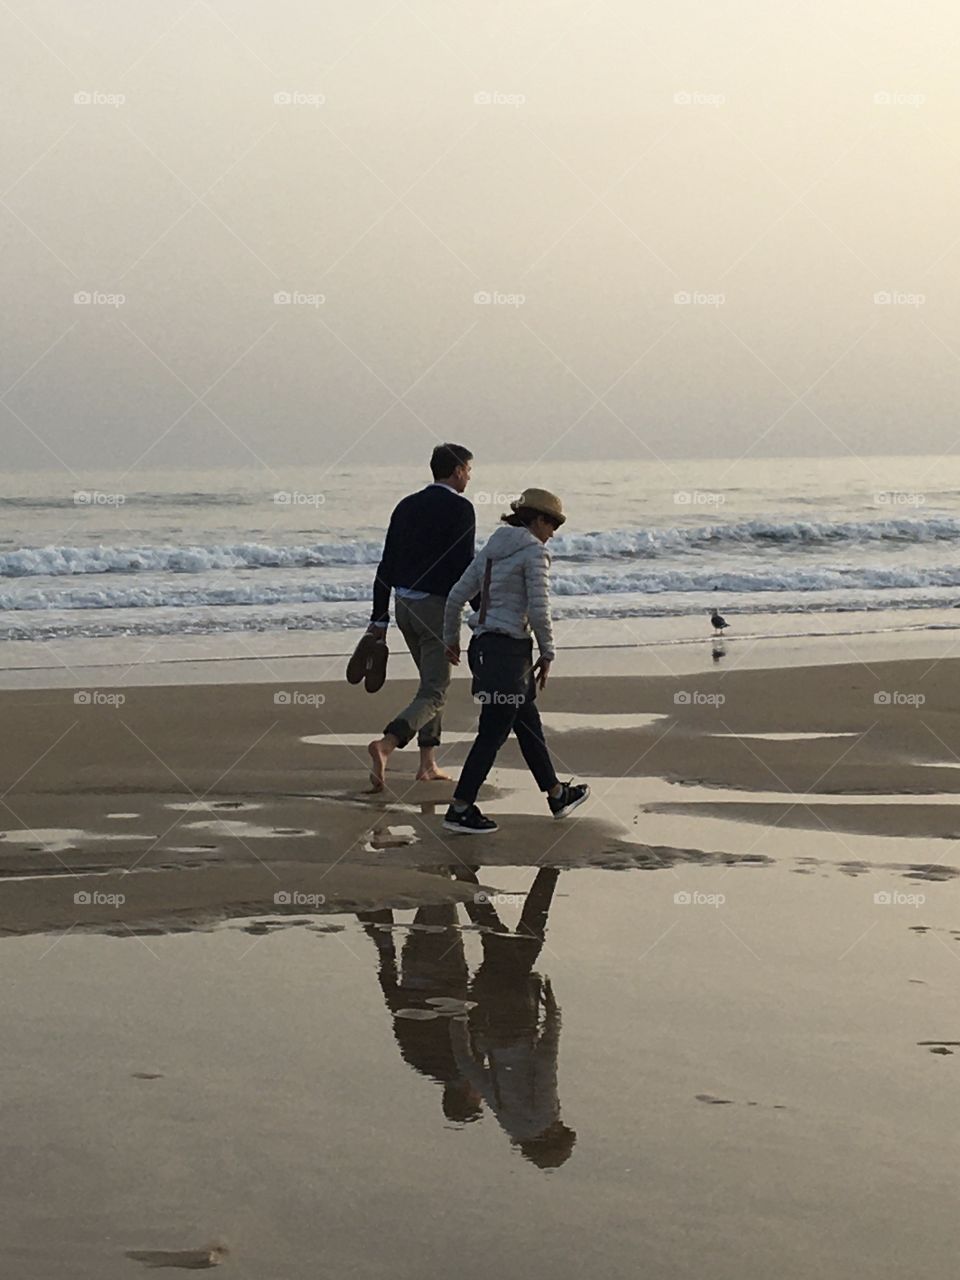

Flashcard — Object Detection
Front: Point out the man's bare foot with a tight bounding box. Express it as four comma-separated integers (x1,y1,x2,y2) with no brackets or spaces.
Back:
415,766,453,782
368,739,389,792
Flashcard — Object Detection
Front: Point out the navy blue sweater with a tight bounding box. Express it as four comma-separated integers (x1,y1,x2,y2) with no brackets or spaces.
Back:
371,485,476,624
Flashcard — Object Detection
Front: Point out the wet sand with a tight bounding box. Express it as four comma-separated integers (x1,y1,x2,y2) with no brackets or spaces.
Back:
4,641,960,1275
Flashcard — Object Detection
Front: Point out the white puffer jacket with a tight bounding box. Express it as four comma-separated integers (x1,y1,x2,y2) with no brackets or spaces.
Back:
443,524,556,661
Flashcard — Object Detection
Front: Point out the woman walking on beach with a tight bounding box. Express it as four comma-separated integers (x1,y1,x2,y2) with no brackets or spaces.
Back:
441,488,589,834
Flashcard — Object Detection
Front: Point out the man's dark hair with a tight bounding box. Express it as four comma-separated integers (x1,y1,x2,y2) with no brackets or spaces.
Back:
430,442,472,480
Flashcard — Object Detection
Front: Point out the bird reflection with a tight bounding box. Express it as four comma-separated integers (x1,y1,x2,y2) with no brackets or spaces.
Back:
357,866,575,1168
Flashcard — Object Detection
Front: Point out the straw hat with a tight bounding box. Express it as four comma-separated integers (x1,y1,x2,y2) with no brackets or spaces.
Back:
510,487,566,526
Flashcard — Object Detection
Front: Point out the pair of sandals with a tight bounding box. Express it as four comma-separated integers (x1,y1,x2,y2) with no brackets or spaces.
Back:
346,631,389,693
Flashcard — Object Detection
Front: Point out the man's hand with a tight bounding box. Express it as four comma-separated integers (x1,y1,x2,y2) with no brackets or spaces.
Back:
445,645,461,665
533,656,552,690
367,622,387,637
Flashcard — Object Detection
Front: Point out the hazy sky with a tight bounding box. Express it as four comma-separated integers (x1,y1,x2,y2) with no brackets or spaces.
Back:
2,0,959,476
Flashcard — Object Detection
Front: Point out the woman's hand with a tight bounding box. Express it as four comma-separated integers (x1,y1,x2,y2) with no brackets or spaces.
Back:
445,645,461,665
533,656,552,690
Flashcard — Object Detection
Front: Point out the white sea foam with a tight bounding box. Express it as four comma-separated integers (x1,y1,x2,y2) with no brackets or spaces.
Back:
5,514,960,579
4,562,960,614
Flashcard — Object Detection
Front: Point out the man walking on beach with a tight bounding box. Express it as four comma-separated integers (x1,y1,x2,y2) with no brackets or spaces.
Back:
367,443,475,791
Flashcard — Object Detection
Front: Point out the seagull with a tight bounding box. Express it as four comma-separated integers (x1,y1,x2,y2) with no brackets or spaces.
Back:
710,608,729,635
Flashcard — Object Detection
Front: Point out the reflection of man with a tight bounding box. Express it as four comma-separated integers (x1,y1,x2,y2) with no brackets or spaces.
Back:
356,903,481,1123
450,867,576,1168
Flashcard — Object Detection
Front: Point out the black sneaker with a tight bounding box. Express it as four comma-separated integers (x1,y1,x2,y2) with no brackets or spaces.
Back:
548,781,590,819
443,803,499,834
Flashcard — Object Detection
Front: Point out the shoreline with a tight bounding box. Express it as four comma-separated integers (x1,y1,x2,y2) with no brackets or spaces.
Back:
4,603,960,689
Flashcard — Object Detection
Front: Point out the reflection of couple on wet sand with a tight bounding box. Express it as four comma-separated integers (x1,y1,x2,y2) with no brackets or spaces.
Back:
357,867,576,1169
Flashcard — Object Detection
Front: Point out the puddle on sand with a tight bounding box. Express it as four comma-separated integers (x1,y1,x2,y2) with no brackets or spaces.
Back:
0,828,154,854
182,820,314,839
540,711,665,732
166,801,263,813
707,731,859,742
3,857,960,1279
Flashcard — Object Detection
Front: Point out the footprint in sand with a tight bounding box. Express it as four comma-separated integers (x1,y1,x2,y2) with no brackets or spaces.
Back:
696,1094,787,1109
126,1245,227,1269
918,1041,960,1055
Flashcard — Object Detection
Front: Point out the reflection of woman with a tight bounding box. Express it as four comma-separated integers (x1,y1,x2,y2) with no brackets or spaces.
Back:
450,868,577,1168
442,489,589,834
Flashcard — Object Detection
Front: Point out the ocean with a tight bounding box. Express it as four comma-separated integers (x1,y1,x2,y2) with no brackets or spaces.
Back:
4,455,960,651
